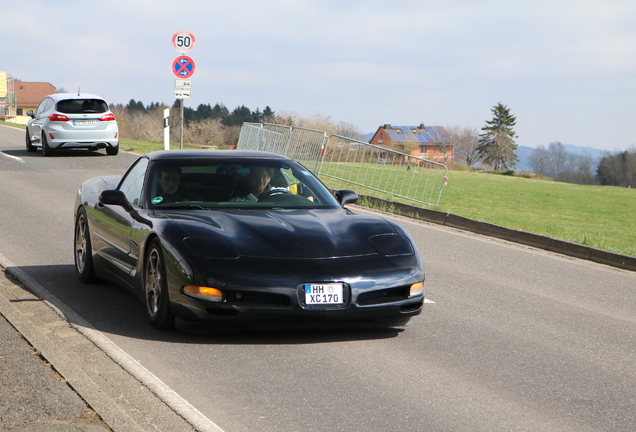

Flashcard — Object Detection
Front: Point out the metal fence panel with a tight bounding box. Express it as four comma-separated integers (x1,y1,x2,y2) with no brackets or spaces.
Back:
237,123,448,208
238,123,326,172
320,135,448,208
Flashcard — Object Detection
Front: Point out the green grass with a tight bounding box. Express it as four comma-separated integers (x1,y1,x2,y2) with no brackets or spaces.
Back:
3,120,634,257
436,171,636,256
0,120,26,130
319,169,636,257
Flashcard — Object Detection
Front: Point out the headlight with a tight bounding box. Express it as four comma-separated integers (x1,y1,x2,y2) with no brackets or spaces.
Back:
368,234,414,256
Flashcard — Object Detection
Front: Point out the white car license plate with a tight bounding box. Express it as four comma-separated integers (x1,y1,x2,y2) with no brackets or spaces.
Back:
74,120,96,125
305,283,344,305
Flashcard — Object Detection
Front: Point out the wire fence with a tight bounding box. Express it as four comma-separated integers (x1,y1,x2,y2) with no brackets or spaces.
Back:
237,123,448,208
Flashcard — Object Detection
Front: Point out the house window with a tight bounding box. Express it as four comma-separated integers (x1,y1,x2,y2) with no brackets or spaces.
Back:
17,108,23,115
420,146,427,154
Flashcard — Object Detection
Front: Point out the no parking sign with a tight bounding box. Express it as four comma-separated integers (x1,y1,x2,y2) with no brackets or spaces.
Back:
172,55,196,79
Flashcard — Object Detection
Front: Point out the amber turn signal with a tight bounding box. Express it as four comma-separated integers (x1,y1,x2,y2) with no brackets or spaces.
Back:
183,285,223,302
409,282,424,297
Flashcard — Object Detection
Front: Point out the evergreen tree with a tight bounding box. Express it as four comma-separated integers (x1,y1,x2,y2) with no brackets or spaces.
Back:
263,106,274,120
126,99,146,112
223,105,254,126
211,103,229,120
477,102,518,170
195,103,213,121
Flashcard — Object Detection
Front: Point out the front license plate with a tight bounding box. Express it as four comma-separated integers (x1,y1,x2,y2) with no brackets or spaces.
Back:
305,283,344,305
74,120,96,125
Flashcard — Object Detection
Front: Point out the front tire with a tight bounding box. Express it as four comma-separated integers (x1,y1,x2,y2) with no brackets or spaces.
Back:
74,207,97,282
25,131,36,152
42,133,53,156
144,239,173,329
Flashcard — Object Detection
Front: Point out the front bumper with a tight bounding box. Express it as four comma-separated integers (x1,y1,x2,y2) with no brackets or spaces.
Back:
170,282,424,331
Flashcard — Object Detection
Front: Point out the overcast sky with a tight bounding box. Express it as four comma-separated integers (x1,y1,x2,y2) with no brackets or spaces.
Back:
2,0,634,151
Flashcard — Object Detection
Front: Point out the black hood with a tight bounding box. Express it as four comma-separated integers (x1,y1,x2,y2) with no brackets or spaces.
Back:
164,208,401,259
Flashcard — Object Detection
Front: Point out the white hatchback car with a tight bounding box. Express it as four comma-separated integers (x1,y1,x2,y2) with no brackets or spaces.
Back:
26,93,119,156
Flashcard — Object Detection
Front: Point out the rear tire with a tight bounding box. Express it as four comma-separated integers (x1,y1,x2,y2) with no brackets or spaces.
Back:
42,133,53,156
106,144,119,156
25,131,36,152
74,207,97,283
144,239,174,329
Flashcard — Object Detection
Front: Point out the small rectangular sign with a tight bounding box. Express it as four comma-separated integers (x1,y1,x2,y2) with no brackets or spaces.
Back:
175,89,191,99
175,79,192,89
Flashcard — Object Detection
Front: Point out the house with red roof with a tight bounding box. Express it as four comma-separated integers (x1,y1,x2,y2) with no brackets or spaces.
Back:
0,72,56,124
368,124,454,166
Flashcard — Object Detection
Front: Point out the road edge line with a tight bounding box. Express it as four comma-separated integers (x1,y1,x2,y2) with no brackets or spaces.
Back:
0,252,224,432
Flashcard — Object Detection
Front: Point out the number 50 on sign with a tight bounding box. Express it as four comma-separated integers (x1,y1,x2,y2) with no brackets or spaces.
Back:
172,30,195,53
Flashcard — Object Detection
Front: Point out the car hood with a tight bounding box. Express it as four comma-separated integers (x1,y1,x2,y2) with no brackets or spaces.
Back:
160,208,407,259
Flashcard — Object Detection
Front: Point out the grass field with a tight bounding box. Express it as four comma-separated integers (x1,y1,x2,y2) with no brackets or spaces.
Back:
2,120,634,256
321,169,636,257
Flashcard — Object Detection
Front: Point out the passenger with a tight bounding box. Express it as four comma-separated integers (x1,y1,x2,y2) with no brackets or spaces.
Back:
231,166,275,202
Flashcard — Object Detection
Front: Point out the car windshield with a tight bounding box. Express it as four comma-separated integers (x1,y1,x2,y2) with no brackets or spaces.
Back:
56,99,109,114
146,158,341,210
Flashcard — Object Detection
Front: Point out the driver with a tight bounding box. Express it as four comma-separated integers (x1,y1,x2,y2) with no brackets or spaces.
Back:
231,166,275,202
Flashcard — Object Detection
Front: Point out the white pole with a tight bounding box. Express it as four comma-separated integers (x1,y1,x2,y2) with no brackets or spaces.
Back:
163,108,170,150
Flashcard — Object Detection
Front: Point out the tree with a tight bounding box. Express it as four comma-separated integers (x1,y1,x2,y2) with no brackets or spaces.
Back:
445,125,480,168
126,99,146,112
184,118,226,147
530,142,597,185
223,105,256,126
476,102,518,170
262,106,275,122
334,121,364,141
597,149,636,187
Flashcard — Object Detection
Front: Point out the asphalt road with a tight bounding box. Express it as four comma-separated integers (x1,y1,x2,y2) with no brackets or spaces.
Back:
2,124,636,432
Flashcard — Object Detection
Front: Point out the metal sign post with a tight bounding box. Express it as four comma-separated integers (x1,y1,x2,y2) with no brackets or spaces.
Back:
171,31,196,150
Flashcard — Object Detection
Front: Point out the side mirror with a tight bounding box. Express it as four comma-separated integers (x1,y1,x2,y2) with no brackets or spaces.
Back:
99,190,153,227
335,190,358,206
99,190,133,211
26,110,35,118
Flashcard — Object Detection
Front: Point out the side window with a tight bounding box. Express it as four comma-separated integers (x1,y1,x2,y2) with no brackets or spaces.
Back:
119,158,149,206
44,98,55,112
36,98,49,115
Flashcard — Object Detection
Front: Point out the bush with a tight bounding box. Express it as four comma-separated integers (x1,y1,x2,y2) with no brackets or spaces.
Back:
493,169,515,176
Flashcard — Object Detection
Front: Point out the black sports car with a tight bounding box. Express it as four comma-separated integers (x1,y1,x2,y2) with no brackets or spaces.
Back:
74,150,425,331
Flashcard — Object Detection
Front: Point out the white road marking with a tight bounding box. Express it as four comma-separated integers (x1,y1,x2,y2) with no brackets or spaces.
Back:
0,151,24,163
425,298,436,304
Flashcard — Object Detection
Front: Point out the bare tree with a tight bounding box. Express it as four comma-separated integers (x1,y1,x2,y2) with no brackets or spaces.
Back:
530,145,551,176
111,104,166,142
301,112,336,135
270,110,303,127
530,142,597,185
184,118,225,147
334,121,364,141
445,125,480,168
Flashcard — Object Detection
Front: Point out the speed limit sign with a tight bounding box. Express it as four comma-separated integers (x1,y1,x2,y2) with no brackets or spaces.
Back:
172,30,195,53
